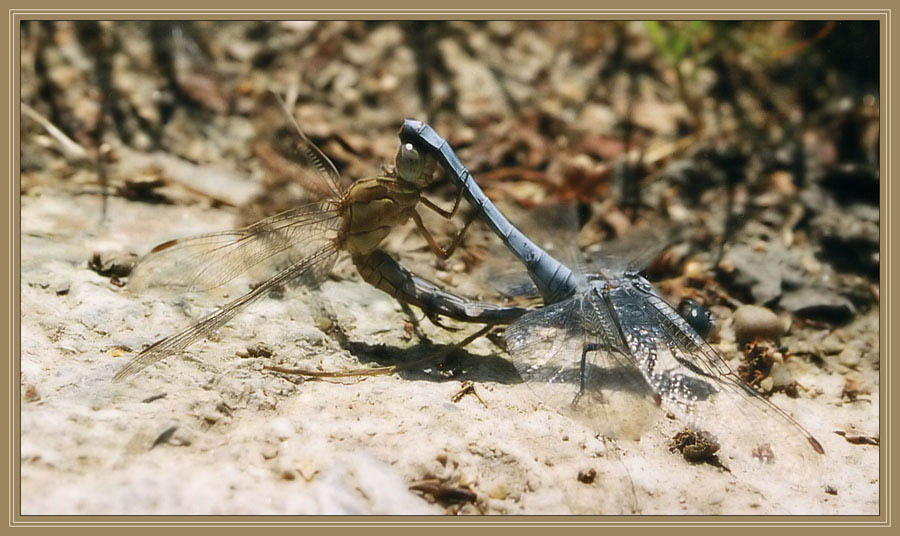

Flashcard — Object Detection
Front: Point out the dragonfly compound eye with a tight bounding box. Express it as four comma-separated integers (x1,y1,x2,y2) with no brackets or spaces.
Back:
678,298,714,339
396,142,425,183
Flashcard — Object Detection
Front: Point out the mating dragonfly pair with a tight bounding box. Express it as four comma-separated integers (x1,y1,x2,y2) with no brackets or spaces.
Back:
116,103,824,492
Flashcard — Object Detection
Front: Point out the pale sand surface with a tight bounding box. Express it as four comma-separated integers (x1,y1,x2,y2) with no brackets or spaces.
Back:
20,192,879,515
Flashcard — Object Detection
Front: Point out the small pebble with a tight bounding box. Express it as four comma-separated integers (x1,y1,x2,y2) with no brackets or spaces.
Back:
577,468,597,484
170,429,194,447
315,315,333,332
838,345,862,368
23,384,40,402
820,333,846,355
732,305,784,344
487,482,508,500
88,250,139,277
780,287,856,323
768,359,795,389
150,426,178,450
281,469,296,481
238,342,274,358
202,413,220,425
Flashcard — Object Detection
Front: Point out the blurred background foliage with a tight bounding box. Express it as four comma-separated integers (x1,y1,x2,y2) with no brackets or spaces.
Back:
20,20,880,316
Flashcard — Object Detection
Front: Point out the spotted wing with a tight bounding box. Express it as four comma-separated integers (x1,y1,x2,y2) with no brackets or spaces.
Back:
606,277,825,501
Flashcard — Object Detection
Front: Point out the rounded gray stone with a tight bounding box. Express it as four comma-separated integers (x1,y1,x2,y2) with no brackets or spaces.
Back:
732,305,784,344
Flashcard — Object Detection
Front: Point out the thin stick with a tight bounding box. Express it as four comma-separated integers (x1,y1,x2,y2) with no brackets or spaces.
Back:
21,102,89,162
264,324,495,378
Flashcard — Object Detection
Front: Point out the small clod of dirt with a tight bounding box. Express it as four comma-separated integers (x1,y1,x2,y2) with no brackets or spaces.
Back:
409,478,477,505
751,443,775,464
670,429,724,467
238,342,274,358
121,175,168,204
577,468,597,484
738,340,799,397
842,376,870,402
280,469,297,481
23,384,41,402
834,429,879,446
141,393,167,404
150,425,179,450
89,251,139,278
738,340,778,386
216,402,234,417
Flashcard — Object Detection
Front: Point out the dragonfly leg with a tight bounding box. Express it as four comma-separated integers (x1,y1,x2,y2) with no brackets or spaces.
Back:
412,210,477,260
399,301,433,343
579,343,601,397
421,310,462,331
419,185,465,219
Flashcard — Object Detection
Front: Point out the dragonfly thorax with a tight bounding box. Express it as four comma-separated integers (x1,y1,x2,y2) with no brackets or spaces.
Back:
625,272,654,293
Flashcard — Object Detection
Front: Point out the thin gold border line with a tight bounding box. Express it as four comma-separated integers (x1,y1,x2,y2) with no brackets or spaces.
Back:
13,516,891,525
884,9,888,522
8,516,890,528
6,8,894,10
11,10,19,526
9,14,889,525
14,516,888,522
6,9,893,14
9,10,14,528
887,9,892,525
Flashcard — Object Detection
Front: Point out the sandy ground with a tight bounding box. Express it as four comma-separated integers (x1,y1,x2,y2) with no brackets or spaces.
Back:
19,190,879,516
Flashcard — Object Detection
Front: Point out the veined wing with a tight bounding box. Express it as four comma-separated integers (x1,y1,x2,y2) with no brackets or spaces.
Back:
115,243,340,380
504,294,661,441
128,201,341,293
485,201,582,301
606,276,825,501
271,92,346,201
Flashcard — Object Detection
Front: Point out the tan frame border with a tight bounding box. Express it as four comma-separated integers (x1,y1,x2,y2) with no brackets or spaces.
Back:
5,4,892,528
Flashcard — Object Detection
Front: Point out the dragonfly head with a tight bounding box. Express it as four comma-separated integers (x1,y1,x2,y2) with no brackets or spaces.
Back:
678,298,715,339
395,142,437,187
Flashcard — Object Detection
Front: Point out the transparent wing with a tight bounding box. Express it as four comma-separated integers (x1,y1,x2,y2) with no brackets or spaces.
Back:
504,295,660,440
128,201,342,293
607,279,825,500
271,92,346,201
582,223,683,276
489,271,540,300
115,243,340,380
485,201,582,299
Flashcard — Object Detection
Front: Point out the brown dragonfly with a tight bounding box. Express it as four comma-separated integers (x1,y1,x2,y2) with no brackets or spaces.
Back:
114,99,525,380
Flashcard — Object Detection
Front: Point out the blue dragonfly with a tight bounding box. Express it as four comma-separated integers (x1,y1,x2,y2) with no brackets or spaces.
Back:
400,120,826,496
